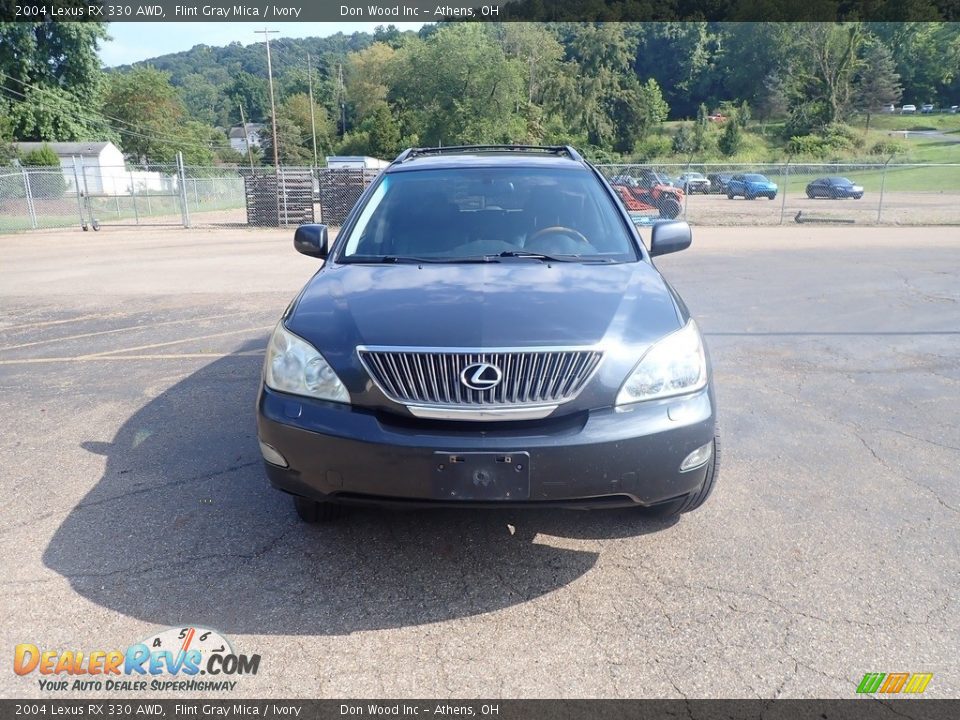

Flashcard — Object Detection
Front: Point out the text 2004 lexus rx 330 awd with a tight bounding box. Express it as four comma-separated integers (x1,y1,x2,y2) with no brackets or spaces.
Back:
256,146,719,522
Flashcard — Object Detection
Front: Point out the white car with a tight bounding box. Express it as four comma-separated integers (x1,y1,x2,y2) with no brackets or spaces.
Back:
901,104,917,114
882,104,895,113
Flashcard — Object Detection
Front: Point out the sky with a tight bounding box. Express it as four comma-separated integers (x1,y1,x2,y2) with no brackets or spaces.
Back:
98,22,426,67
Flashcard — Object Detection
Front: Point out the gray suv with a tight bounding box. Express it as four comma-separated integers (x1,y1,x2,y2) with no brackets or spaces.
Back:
256,146,719,522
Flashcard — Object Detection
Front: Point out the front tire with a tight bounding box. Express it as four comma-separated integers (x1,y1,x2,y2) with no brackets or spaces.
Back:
659,197,682,219
727,191,735,200
293,495,344,523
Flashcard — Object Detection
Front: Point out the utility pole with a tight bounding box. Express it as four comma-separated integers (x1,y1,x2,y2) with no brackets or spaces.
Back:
336,62,346,135
239,103,256,174
307,52,319,169
255,28,280,170
255,27,281,224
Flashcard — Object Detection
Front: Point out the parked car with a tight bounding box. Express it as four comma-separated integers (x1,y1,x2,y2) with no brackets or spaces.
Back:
950,105,959,114
726,173,778,200
609,169,685,219
882,103,896,113
257,145,719,522
707,113,727,123
901,104,917,114
706,172,734,194
920,103,935,114
805,177,864,200
676,172,711,194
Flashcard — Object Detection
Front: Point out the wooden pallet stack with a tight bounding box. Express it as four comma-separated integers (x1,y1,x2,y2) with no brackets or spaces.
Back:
317,168,378,225
243,170,314,226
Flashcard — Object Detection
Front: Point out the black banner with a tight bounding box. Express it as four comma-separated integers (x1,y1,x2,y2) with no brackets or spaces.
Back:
1,700,960,720
1,0,958,22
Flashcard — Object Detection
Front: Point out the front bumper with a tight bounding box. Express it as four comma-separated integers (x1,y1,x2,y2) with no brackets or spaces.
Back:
256,386,716,509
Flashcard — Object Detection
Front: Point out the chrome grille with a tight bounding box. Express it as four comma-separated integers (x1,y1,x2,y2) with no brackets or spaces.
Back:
358,347,602,407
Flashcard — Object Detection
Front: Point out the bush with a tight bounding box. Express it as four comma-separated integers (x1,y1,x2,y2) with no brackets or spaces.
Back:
671,124,696,155
786,134,831,157
718,115,743,156
869,139,907,156
22,143,60,167
631,135,672,161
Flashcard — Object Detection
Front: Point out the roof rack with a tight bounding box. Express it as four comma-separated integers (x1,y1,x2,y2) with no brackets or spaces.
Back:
393,145,583,163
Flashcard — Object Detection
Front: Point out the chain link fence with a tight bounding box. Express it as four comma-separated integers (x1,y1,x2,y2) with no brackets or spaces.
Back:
0,160,380,233
596,162,960,226
4,158,959,234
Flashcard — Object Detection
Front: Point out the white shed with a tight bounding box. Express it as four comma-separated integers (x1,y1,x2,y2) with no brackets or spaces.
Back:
325,155,390,170
14,141,126,194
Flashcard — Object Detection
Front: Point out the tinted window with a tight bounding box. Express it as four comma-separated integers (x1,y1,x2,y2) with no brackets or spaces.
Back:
744,174,767,182
341,167,638,263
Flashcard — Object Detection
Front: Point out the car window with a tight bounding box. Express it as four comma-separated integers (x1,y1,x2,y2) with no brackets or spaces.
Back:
340,167,639,263
744,174,766,182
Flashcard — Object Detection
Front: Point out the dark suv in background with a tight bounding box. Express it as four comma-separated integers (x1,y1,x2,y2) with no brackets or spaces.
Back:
256,146,719,522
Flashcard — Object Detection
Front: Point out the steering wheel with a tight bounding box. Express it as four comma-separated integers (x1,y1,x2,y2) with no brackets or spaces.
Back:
528,225,589,245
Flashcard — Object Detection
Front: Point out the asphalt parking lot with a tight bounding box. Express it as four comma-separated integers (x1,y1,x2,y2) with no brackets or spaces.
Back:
1,224,958,699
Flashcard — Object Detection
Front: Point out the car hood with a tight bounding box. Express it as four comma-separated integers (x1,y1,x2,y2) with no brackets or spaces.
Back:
290,261,681,349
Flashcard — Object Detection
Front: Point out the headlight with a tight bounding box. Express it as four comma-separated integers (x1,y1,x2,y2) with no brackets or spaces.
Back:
264,322,350,403
616,320,707,405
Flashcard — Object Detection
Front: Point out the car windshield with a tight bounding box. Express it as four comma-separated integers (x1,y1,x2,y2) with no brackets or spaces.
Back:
340,167,638,263
830,177,853,184
744,174,767,182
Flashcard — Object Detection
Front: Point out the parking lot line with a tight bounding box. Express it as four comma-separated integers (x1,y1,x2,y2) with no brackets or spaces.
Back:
0,312,252,352
0,350,265,365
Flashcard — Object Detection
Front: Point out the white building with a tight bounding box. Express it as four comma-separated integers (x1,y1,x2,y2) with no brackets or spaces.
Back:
324,156,390,170
14,141,173,196
228,124,265,154
15,141,127,194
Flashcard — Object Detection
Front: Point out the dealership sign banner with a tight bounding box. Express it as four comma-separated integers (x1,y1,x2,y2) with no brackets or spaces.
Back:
1,700,959,719
3,0,958,22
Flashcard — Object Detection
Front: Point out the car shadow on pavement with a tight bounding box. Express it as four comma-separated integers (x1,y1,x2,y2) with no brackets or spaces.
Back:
44,343,674,636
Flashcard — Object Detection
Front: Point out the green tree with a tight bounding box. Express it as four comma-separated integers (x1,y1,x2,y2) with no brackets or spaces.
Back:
227,71,270,124
693,103,709,151
672,124,695,155
718,113,742,156
0,22,109,140
359,103,401,159
261,115,313,166
391,25,526,146
791,23,865,126
279,93,336,163
854,38,902,132
103,67,186,163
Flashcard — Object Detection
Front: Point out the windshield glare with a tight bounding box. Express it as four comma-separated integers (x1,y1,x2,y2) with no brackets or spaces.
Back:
341,167,638,263
744,174,767,182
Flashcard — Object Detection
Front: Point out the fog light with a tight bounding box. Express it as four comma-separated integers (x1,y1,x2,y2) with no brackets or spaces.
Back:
258,440,288,468
680,441,713,472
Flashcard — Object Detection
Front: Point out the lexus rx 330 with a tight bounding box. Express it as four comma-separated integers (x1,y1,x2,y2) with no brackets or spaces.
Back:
256,146,719,522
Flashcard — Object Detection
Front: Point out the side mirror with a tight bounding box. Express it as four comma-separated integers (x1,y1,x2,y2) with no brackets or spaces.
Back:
649,220,691,257
294,224,329,259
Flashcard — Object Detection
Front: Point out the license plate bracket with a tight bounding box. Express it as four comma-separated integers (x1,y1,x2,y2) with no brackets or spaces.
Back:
433,452,531,501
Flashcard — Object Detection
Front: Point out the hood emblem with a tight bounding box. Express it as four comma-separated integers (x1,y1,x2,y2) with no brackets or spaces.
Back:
460,362,503,391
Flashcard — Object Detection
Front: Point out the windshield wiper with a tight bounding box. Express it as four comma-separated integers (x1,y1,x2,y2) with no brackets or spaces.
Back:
492,250,577,262
492,251,614,263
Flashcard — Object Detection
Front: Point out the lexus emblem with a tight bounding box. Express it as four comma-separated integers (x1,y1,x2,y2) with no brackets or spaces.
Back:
460,362,503,391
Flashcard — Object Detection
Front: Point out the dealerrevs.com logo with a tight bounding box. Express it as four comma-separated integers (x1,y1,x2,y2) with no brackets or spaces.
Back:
13,627,260,693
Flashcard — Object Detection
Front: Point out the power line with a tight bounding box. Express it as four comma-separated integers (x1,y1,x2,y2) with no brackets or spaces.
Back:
0,71,241,153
